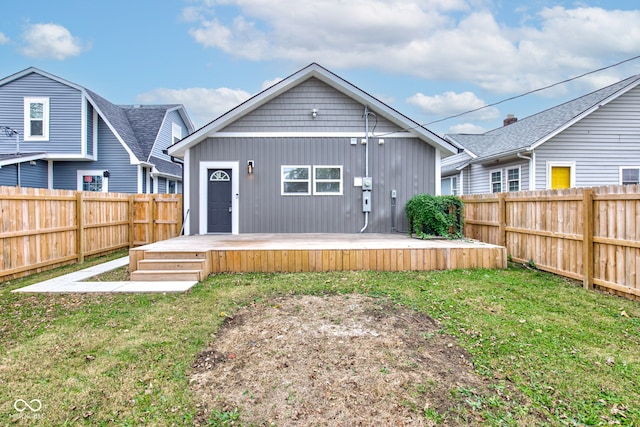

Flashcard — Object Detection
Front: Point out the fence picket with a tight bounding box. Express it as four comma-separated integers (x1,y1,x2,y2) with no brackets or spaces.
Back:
0,186,182,281
463,184,640,300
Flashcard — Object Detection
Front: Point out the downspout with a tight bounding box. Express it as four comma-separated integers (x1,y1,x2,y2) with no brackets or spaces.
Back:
360,106,370,233
517,151,533,191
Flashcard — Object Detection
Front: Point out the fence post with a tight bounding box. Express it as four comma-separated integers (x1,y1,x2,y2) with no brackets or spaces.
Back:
498,193,507,247
582,188,594,289
76,191,85,263
149,195,156,243
128,195,134,248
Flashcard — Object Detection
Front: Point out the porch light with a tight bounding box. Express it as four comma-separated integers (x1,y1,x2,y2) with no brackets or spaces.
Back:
247,160,254,174
311,108,318,118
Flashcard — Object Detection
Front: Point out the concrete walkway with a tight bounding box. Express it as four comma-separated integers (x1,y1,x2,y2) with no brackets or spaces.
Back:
12,256,198,294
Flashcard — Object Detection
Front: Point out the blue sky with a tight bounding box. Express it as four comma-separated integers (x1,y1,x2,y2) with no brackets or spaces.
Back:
1,0,639,135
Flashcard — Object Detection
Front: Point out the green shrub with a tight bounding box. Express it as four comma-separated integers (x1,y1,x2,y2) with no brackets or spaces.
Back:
405,194,464,239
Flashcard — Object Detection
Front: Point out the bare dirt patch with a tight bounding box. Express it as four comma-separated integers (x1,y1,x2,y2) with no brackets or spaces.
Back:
191,294,509,426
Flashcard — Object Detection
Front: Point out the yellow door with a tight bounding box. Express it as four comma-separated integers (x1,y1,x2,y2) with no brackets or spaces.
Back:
551,166,571,189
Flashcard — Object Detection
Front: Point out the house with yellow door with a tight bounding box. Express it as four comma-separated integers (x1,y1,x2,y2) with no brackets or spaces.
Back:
440,74,640,195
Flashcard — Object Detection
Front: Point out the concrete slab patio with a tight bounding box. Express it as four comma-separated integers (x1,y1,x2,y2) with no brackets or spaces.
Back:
12,256,198,294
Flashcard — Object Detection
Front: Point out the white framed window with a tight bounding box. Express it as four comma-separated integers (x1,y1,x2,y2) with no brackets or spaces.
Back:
507,167,520,192
171,122,182,144
24,97,50,141
167,179,177,194
313,165,342,195
490,169,502,193
282,166,311,195
620,167,640,185
77,170,108,192
441,176,458,195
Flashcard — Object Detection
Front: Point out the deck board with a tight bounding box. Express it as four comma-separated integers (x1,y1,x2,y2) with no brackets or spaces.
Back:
129,233,507,277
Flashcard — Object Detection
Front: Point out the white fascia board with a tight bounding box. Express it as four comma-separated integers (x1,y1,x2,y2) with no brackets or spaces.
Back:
44,153,94,160
0,67,84,91
0,153,47,167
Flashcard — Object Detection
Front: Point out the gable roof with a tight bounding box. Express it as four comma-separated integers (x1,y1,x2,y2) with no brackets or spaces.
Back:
1,67,193,175
169,63,459,157
446,74,640,162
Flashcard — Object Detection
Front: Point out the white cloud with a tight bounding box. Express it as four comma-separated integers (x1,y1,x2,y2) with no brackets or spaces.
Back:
136,87,251,128
407,91,499,121
448,123,487,134
20,23,88,60
184,1,640,94
0,32,9,44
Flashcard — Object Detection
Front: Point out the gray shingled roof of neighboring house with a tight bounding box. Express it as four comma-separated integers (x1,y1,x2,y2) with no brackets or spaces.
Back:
446,74,640,161
149,156,182,178
441,152,473,175
86,90,181,176
122,105,180,163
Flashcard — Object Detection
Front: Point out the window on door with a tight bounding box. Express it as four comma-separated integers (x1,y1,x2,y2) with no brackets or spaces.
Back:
547,162,574,189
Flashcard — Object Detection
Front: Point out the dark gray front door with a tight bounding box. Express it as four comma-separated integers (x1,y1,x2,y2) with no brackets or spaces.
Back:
207,169,232,233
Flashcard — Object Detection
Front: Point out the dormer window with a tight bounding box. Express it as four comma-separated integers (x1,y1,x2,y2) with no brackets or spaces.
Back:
24,97,50,141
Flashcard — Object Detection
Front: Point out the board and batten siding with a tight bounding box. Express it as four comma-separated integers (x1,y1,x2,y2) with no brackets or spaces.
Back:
222,77,400,133
52,116,138,192
0,72,83,155
534,86,640,189
188,136,435,233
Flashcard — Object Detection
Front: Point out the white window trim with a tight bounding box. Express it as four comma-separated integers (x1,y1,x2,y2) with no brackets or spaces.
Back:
77,170,108,193
489,169,502,193
546,161,576,189
619,166,640,185
313,165,343,195
440,176,458,196
24,97,50,141
167,179,177,194
281,165,311,196
506,166,521,192
172,122,182,144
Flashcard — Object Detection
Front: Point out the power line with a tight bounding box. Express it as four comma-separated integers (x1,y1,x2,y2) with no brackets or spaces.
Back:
424,54,640,126
376,54,640,136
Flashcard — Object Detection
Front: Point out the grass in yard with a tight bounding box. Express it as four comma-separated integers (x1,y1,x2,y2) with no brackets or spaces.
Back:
0,260,639,426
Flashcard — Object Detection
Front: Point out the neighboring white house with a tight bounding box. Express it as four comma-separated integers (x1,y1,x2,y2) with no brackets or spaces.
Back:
442,74,640,195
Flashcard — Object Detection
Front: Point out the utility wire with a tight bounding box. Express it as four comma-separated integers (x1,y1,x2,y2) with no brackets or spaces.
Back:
375,54,640,136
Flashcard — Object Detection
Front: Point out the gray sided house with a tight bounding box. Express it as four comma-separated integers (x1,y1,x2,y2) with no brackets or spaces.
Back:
442,74,640,195
0,67,194,193
169,63,459,235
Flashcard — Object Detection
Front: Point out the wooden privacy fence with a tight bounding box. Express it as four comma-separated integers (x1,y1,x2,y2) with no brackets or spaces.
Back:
0,186,182,281
462,184,640,300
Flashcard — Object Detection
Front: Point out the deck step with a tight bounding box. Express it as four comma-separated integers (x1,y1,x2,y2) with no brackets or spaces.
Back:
130,269,203,282
142,251,208,260
137,259,206,271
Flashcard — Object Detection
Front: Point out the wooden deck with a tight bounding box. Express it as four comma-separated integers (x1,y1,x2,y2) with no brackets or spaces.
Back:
129,234,506,281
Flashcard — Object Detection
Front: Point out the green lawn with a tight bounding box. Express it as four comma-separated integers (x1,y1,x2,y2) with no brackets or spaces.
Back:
1,253,639,426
